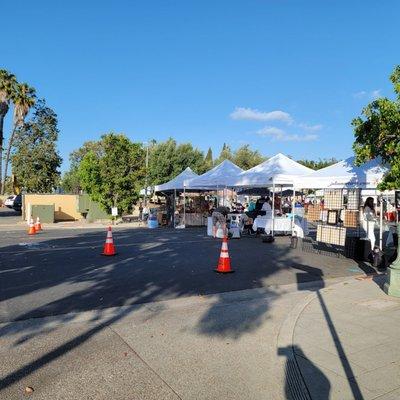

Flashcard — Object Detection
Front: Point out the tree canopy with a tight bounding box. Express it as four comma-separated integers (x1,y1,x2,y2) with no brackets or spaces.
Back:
214,143,266,170
204,147,213,171
214,143,234,166
78,133,145,213
297,158,338,170
11,100,62,193
61,140,103,193
233,144,266,170
352,66,400,189
148,138,205,185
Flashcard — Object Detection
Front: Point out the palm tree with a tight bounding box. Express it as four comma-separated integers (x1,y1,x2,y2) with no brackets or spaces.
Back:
0,70,17,193
2,82,36,194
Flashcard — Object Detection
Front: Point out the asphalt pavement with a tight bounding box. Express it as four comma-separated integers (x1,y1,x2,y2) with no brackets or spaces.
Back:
0,216,392,400
1,225,373,324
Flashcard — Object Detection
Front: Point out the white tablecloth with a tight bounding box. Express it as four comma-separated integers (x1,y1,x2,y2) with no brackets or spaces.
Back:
252,216,308,237
252,216,292,233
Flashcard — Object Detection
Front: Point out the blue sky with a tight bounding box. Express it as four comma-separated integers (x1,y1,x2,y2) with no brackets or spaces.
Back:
2,1,399,171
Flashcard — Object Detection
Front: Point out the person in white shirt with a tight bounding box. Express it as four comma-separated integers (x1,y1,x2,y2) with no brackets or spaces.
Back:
261,197,272,211
362,197,377,248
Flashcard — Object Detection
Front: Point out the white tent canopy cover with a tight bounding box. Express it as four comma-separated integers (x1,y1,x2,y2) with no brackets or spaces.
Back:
155,167,198,192
294,156,388,189
184,159,243,189
232,153,313,187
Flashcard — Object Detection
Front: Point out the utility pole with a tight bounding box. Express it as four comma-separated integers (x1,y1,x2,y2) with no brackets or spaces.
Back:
144,142,149,206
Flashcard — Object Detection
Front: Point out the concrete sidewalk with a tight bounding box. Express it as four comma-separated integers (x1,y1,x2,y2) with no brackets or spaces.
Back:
1,274,399,399
0,281,314,400
287,274,400,400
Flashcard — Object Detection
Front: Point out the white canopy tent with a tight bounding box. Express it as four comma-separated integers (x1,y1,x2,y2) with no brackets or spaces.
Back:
294,156,388,189
294,156,390,251
184,159,244,189
154,167,198,192
153,167,198,227
232,153,313,188
231,153,313,236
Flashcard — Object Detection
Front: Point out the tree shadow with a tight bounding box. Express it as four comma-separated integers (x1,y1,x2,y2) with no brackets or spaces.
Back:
0,227,371,392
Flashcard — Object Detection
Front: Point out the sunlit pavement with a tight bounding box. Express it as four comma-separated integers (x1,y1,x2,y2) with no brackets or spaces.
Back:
0,225,390,399
291,275,400,400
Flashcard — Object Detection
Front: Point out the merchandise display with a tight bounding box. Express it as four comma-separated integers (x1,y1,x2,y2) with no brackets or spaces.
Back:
324,189,343,210
307,205,321,222
344,210,359,228
317,224,346,246
327,210,338,225
347,189,361,210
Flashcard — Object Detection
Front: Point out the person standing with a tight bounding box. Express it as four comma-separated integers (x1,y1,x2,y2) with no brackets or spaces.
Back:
138,202,143,221
362,197,377,248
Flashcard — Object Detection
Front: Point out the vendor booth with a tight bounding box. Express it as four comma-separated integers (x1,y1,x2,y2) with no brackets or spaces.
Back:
294,157,395,264
154,167,199,227
184,160,244,233
231,153,313,237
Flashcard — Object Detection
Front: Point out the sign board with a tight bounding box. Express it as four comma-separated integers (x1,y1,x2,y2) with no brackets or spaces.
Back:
111,207,118,216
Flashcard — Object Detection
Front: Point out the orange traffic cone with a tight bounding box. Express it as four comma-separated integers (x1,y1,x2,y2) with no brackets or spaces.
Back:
214,236,234,273
34,216,42,231
102,226,117,256
28,218,36,235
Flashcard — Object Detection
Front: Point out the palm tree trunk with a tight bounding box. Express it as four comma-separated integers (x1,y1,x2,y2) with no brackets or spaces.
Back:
2,127,16,195
0,113,5,194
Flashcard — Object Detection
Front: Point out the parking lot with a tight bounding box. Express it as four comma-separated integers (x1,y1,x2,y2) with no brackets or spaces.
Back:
0,223,372,324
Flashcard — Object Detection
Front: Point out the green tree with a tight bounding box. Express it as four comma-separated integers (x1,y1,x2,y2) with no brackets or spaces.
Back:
175,143,205,174
214,143,234,165
2,82,36,193
352,66,400,189
0,70,17,193
204,147,213,171
148,138,177,185
78,133,145,213
11,100,62,193
297,158,338,170
148,138,205,184
233,144,266,170
61,141,103,193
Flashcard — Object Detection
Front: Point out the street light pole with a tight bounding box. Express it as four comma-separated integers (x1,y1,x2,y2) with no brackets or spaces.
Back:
384,223,400,297
144,142,149,206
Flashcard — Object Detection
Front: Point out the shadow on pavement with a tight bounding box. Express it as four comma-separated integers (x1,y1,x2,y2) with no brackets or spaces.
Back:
279,345,330,400
0,227,374,392
293,267,365,400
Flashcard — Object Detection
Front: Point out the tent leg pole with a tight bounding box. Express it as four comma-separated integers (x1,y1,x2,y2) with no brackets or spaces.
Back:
292,186,295,236
173,189,176,228
183,186,186,226
272,182,275,237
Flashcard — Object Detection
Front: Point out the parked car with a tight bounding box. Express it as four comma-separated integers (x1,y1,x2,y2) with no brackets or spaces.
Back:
12,194,22,213
4,195,16,208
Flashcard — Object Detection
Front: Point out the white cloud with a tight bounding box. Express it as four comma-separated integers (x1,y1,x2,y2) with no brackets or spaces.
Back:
257,126,318,142
353,89,381,100
298,123,323,132
230,107,292,123
370,89,382,99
